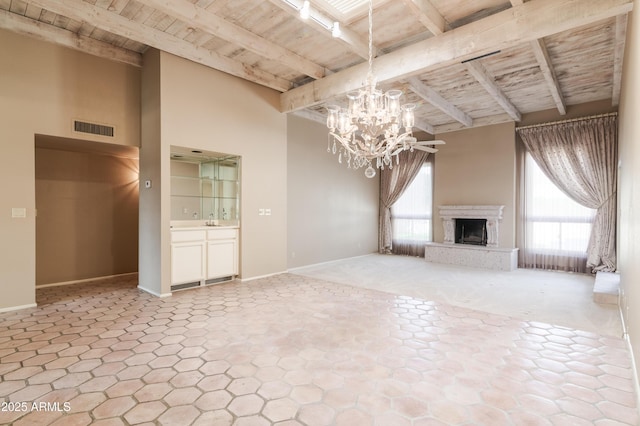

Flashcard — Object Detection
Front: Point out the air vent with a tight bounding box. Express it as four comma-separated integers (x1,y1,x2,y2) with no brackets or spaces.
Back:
171,281,201,291
73,120,115,137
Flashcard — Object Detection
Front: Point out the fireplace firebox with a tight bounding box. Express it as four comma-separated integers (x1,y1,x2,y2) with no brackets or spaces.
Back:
455,219,487,246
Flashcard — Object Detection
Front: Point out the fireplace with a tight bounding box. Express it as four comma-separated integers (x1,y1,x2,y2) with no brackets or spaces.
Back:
455,218,487,246
426,205,518,271
438,205,504,248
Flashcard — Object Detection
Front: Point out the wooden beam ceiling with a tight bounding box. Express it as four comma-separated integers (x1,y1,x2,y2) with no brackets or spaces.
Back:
26,0,293,92
0,9,142,67
138,0,328,80
281,0,633,113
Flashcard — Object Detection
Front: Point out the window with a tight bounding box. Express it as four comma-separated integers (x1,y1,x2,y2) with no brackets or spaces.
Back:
391,161,433,255
522,152,595,272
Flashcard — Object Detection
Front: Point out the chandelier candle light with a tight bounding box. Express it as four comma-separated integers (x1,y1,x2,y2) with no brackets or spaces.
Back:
325,0,433,178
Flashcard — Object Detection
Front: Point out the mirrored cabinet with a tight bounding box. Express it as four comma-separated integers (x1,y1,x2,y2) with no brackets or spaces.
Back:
170,149,240,222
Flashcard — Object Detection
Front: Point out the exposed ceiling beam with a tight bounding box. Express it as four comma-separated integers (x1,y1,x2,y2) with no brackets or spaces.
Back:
612,13,628,106
529,38,566,115
401,0,445,35
266,0,371,60
465,61,521,122
0,9,142,67
138,0,327,80
510,0,565,115
414,117,435,135
26,0,292,92
407,77,472,127
281,0,633,112
291,108,326,125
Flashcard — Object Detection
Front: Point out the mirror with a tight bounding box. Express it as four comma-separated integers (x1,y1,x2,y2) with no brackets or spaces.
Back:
170,147,240,223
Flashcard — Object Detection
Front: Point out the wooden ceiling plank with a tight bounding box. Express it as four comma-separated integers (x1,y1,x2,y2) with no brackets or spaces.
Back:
138,0,328,79
465,61,521,121
0,8,142,66
26,0,292,91
530,38,566,115
24,3,42,20
401,0,445,35
281,0,633,112
612,13,628,106
408,76,472,127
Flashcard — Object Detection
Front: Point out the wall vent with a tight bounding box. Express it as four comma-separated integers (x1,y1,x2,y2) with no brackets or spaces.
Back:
171,281,200,291
73,120,115,137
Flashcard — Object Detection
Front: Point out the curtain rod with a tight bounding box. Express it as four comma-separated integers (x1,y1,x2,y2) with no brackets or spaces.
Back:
515,112,618,131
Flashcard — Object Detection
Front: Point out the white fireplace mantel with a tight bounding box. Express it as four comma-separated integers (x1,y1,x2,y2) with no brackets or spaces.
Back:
438,205,504,248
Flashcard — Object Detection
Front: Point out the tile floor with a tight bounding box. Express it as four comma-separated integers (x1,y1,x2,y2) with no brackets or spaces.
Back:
0,273,638,425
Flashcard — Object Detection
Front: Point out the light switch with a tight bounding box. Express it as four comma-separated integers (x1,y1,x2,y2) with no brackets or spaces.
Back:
265,208,271,216
11,207,26,218
144,180,152,188
259,209,265,216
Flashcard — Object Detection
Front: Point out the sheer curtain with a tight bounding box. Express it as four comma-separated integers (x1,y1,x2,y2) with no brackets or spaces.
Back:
516,113,618,272
520,151,596,272
390,157,433,257
379,150,430,253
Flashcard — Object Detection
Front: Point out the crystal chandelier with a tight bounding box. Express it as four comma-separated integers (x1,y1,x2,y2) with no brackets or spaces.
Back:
326,0,416,178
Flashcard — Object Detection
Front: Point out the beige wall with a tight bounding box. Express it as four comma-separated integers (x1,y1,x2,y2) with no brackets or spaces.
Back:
0,29,140,310
35,145,139,285
434,122,517,248
159,51,288,282
287,115,378,268
618,1,640,391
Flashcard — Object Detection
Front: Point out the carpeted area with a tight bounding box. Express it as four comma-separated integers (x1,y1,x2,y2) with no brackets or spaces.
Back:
290,254,623,338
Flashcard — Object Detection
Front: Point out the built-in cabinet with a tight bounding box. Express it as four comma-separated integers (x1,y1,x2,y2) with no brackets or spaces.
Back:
169,148,241,292
171,227,239,290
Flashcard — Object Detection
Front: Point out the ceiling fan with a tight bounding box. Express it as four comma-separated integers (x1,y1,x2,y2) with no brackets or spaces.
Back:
402,136,446,153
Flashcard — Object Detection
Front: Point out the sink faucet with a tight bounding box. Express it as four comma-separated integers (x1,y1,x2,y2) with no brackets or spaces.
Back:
208,213,214,226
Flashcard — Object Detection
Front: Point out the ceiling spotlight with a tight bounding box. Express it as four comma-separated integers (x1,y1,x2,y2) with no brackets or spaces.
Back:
300,0,310,19
331,21,341,38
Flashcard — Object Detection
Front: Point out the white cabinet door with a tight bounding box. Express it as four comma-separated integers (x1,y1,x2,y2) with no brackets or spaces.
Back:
207,239,238,279
171,241,206,284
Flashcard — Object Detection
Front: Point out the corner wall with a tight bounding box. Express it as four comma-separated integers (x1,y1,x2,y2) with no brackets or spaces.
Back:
287,115,379,268
0,29,140,310
618,1,640,390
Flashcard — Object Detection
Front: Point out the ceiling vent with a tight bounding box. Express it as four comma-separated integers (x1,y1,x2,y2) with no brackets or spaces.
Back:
73,120,115,138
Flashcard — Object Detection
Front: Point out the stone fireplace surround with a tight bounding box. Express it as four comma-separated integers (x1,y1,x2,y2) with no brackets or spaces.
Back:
440,205,504,247
425,205,518,271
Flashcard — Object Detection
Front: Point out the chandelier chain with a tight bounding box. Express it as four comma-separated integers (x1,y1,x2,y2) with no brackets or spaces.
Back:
368,0,373,77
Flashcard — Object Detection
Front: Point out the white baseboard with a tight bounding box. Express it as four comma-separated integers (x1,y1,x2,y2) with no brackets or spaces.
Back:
37,272,138,288
0,303,37,313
